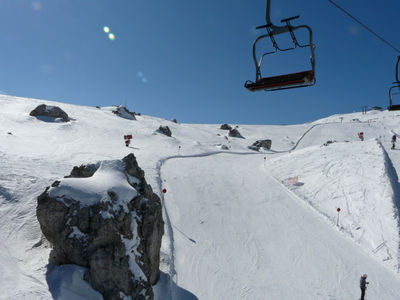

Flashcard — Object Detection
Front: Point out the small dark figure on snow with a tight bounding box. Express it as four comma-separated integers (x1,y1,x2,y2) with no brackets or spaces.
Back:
360,274,369,300
392,135,396,150
125,139,130,147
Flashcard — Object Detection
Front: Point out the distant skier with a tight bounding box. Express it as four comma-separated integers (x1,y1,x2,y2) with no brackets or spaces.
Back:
358,132,364,141
392,135,397,150
125,139,131,147
360,274,369,300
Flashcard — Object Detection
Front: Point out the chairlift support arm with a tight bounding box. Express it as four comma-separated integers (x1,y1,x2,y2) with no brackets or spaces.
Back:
245,0,316,91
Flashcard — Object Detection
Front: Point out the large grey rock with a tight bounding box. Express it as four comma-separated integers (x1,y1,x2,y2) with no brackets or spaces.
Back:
112,106,136,120
228,128,243,138
156,126,172,137
249,139,272,151
30,104,69,122
37,154,164,300
220,124,232,130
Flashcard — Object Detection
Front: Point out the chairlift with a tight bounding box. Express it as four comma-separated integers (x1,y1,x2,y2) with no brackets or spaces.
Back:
388,56,400,111
244,0,316,92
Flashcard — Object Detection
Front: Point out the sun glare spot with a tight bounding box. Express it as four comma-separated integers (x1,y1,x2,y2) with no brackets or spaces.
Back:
31,1,42,11
108,33,115,40
103,26,110,33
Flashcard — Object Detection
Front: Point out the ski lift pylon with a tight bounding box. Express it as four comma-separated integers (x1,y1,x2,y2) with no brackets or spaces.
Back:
388,56,400,111
244,0,316,92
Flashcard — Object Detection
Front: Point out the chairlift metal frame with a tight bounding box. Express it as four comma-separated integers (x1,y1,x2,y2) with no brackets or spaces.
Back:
388,56,400,111
244,0,316,92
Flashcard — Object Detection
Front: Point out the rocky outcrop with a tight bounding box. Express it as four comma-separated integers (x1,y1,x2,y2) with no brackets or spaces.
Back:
228,128,243,138
30,104,69,122
156,126,172,137
322,140,336,147
112,106,136,120
220,124,232,130
171,118,178,123
249,139,272,151
64,163,100,178
36,154,164,300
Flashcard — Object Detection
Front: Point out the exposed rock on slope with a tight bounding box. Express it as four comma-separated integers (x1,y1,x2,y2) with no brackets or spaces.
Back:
156,125,172,137
36,154,164,300
220,123,232,130
249,139,272,151
112,105,137,120
30,104,69,122
228,128,243,138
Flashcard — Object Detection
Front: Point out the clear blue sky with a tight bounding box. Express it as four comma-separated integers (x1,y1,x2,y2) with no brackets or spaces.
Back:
0,0,399,124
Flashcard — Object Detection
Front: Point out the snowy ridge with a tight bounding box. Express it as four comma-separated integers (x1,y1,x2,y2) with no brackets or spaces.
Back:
2,94,400,299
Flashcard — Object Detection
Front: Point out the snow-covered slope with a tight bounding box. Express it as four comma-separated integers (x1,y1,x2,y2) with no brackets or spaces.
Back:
1,94,400,299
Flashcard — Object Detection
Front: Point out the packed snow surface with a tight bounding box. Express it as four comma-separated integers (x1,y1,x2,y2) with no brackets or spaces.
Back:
1,94,400,299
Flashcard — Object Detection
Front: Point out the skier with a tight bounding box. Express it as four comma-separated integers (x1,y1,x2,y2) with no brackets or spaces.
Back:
360,274,369,300
392,135,397,150
358,132,364,141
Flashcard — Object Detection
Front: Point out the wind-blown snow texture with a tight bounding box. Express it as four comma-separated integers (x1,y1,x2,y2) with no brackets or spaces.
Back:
1,94,400,299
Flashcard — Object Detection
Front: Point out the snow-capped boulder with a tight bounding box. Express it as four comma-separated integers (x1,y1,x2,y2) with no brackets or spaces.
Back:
36,153,164,300
112,106,137,120
156,125,172,137
29,104,69,122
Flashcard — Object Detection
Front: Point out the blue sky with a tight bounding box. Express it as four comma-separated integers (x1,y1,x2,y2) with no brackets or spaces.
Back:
0,0,399,124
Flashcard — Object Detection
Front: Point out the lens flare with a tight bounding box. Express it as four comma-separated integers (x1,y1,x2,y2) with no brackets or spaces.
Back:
32,1,42,11
108,33,115,40
103,26,110,33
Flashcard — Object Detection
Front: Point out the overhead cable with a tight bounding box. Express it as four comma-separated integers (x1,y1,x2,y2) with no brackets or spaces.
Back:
327,0,400,54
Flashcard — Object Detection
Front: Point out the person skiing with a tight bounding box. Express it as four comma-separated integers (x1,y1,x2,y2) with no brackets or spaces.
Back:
360,274,369,300
392,135,397,150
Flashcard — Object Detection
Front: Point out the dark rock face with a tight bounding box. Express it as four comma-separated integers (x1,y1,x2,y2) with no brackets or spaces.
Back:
37,154,164,300
64,163,100,178
30,104,69,122
249,139,272,151
171,118,178,123
322,140,336,147
157,126,172,137
220,124,232,130
228,128,243,138
112,106,136,120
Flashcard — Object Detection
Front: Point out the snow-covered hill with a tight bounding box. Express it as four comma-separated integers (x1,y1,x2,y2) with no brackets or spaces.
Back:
1,94,400,299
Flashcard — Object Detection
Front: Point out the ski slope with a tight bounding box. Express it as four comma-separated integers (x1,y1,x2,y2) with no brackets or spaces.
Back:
161,154,400,299
1,94,400,299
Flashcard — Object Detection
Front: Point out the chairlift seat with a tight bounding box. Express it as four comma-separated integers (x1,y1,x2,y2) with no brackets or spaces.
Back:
245,70,314,91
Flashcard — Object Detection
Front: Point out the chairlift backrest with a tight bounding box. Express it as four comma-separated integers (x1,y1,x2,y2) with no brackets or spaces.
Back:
244,0,316,92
